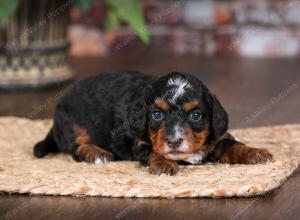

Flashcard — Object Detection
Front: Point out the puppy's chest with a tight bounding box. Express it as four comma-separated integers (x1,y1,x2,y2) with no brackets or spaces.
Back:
183,133,234,164
183,143,215,165
183,150,206,164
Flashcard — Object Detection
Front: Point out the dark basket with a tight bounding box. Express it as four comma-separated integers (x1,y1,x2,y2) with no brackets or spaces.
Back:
0,0,73,90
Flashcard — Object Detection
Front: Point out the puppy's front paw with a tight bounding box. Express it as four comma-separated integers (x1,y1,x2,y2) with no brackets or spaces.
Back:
149,153,178,175
244,148,273,164
76,144,114,164
149,161,179,175
94,151,114,164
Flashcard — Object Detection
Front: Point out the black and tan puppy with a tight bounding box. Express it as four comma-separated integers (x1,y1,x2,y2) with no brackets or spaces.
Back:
34,71,273,175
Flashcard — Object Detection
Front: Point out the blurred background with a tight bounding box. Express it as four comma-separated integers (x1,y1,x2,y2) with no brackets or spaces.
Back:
69,0,300,57
0,0,299,129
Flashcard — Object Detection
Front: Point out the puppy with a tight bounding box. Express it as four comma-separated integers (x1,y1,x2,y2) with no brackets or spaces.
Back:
34,71,273,175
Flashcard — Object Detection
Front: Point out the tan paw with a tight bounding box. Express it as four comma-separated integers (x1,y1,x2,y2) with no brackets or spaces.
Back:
244,148,273,164
149,158,179,175
93,151,114,164
76,144,113,164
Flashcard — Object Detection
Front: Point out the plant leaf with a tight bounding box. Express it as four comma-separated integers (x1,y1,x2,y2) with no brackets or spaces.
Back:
104,10,120,31
74,0,95,12
105,0,150,44
0,0,20,26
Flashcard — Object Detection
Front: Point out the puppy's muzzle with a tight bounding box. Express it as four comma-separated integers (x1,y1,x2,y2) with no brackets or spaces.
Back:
167,138,183,149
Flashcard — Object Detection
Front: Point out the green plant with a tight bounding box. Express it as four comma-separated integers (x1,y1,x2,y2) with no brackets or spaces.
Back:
103,0,149,44
0,0,20,26
0,0,149,44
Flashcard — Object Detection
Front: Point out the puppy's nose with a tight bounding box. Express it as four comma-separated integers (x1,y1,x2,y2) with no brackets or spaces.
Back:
167,138,183,149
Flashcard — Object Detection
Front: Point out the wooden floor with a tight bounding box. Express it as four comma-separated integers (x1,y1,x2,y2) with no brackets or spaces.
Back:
0,55,299,220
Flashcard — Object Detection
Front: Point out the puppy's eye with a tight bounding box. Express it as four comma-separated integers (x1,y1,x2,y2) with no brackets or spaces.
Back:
152,111,165,121
189,111,202,122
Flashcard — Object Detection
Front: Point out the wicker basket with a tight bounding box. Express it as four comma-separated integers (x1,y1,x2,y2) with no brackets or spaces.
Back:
0,0,73,90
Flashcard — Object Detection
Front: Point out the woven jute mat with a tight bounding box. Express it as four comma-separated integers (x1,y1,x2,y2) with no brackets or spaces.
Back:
0,117,299,198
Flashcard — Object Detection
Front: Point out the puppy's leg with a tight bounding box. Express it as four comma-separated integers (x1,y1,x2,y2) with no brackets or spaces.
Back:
75,144,113,164
212,139,273,164
132,139,152,165
72,125,113,164
148,152,178,175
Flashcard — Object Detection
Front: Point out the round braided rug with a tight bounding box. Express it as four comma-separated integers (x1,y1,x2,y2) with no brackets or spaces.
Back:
0,117,299,198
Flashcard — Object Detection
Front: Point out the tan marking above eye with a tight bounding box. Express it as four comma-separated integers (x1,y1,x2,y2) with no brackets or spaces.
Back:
182,100,199,111
154,98,170,111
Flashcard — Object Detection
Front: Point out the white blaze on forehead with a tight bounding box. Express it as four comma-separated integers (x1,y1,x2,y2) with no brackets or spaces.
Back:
167,77,192,104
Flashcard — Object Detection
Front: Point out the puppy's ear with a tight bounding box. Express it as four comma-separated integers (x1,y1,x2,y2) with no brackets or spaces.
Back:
207,93,228,140
129,85,152,136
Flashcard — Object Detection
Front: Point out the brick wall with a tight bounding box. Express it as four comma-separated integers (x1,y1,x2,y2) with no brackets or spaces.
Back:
69,0,300,57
